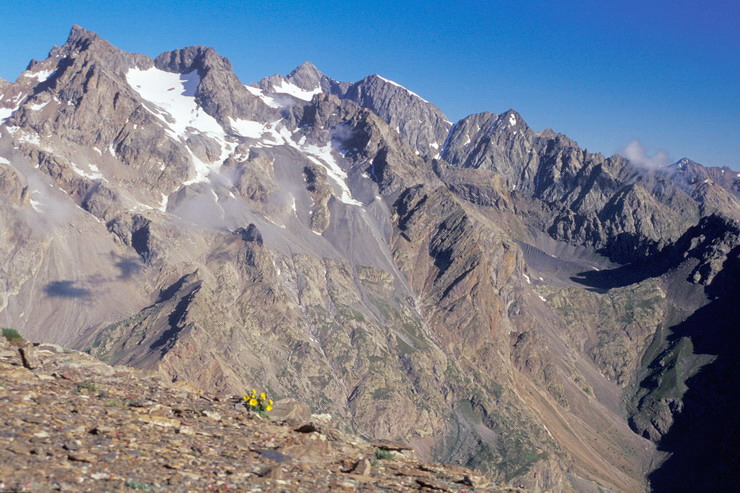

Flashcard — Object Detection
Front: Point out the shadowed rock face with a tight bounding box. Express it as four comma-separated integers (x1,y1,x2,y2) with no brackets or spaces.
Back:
1,25,738,492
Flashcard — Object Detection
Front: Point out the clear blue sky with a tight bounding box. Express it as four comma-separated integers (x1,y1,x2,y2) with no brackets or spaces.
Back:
2,0,738,169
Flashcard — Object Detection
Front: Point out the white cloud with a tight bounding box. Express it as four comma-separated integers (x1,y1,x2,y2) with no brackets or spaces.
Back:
620,139,671,170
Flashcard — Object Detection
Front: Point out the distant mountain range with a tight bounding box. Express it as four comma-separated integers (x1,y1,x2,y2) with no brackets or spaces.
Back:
1,26,737,492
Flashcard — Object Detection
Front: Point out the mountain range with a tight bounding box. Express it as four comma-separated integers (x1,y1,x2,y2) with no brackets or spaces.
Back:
0,26,737,492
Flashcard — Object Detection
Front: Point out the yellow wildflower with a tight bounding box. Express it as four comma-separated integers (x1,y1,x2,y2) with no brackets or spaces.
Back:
260,392,266,399
249,398,258,406
268,400,273,405
266,405,272,411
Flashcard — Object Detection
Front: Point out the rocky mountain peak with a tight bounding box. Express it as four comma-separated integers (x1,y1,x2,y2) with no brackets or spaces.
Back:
43,25,151,75
342,74,451,157
286,61,325,90
666,157,740,199
500,108,524,129
150,44,276,124
48,25,111,62
64,24,100,50
154,46,231,75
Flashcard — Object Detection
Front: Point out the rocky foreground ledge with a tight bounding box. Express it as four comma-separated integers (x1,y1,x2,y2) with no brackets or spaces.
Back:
0,337,521,492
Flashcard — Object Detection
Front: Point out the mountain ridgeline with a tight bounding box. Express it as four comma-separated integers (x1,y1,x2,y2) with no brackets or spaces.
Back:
0,26,737,492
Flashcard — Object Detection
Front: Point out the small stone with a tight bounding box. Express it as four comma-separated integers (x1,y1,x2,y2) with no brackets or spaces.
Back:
6,442,32,455
255,448,292,464
36,343,65,353
416,478,450,491
269,398,312,424
455,474,477,487
139,415,180,427
89,425,115,435
62,441,82,451
18,343,40,369
310,413,333,424
178,471,202,481
393,466,434,478
294,422,319,433
256,466,284,479
372,439,415,452
351,458,372,476
68,452,95,463
177,426,195,435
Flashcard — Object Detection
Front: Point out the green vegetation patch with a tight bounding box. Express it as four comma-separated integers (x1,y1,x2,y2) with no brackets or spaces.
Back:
374,448,395,460
2,328,25,345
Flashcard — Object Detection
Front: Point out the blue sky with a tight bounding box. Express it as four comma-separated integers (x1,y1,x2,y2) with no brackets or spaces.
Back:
2,0,738,169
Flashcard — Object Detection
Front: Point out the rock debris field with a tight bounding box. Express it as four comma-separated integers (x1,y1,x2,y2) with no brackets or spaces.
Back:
0,336,520,492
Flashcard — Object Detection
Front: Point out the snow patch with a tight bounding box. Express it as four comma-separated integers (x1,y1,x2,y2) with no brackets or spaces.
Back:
127,67,238,184
126,68,224,137
523,273,531,284
29,190,45,212
17,132,40,146
28,100,50,112
0,107,13,122
509,113,517,127
30,198,44,212
263,121,361,206
272,80,320,101
159,194,170,212
69,161,105,181
244,85,282,108
229,117,265,139
24,69,55,83
538,295,547,302
0,99,21,122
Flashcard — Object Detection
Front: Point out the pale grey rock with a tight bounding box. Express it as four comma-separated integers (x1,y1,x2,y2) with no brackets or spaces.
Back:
342,74,451,158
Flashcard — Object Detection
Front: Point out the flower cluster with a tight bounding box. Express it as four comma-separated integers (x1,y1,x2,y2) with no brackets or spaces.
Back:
243,389,273,416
